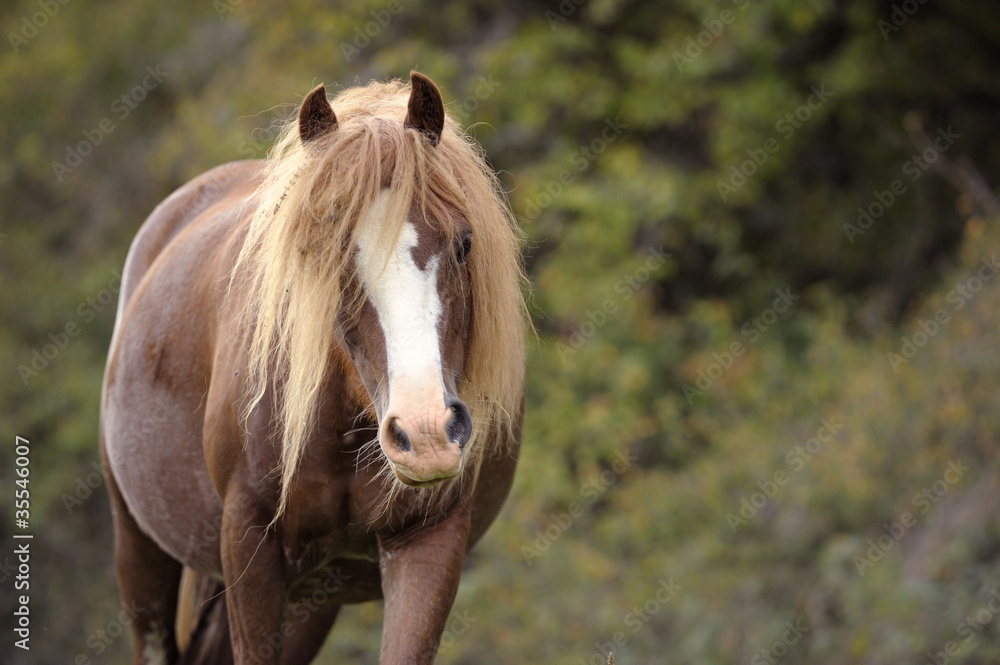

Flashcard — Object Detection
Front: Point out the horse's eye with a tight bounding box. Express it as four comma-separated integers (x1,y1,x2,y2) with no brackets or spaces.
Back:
455,233,473,264
342,327,363,351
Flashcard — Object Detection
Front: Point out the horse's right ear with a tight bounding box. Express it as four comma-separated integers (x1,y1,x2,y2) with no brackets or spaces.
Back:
298,84,338,144
404,72,445,147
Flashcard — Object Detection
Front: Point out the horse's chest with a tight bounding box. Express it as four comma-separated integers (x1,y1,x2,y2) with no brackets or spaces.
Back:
283,527,383,604
281,472,381,576
284,527,378,569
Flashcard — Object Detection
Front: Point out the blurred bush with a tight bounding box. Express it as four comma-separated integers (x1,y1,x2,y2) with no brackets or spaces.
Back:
2,0,1000,663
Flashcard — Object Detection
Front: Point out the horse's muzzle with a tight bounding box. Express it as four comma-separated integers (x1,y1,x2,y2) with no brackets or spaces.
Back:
379,393,471,486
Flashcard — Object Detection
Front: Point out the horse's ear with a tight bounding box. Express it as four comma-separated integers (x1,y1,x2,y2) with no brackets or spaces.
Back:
404,71,444,147
299,84,337,144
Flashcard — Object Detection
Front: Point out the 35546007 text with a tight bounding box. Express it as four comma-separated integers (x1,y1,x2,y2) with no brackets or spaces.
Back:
13,436,33,651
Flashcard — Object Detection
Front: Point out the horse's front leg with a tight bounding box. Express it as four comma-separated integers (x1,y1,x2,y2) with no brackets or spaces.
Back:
220,495,287,665
377,504,472,664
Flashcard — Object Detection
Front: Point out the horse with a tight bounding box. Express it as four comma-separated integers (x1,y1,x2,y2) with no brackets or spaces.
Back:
99,71,527,664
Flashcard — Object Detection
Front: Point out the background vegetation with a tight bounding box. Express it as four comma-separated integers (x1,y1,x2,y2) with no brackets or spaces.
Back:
3,0,1000,663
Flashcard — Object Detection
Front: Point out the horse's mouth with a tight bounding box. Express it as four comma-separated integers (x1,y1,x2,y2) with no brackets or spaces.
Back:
389,463,457,488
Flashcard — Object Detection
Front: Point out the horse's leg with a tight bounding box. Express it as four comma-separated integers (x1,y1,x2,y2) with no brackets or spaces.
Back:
278,598,341,665
101,444,184,665
377,505,472,664
219,496,287,664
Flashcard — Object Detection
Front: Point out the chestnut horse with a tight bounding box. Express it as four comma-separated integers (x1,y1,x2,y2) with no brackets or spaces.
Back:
99,72,526,664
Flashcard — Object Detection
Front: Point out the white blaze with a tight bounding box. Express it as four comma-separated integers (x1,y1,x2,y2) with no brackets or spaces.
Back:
355,192,445,402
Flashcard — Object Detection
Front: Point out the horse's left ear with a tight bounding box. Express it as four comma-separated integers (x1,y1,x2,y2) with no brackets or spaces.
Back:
404,71,445,147
299,84,338,144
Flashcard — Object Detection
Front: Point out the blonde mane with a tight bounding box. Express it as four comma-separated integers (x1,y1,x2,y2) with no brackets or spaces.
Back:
228,78,527,520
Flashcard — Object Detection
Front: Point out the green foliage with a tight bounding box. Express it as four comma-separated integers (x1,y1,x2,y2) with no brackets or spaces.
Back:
2,0,1000,663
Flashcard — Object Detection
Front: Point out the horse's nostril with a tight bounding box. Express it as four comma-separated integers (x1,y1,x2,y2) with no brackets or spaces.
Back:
388,418,411,452
445,398,472,449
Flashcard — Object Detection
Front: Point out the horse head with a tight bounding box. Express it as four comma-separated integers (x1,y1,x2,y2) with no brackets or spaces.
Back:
299,72,474,488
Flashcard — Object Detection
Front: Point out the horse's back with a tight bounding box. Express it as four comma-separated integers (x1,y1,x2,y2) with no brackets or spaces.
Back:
112,160,262,321
101,160,263,573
